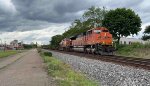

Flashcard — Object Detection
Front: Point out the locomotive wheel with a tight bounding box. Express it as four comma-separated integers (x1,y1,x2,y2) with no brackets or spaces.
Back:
95,44,99,55
91,46,94,55
108,52,114,56
99,51,104,55
87,50,90,54
100,46,105,55
84,47,87,54
93,49,97,55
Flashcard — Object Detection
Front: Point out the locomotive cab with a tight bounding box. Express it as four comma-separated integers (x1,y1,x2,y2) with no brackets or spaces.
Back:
94,27,114,55
94,27,113,45
85,27,114,55
86,27,113,46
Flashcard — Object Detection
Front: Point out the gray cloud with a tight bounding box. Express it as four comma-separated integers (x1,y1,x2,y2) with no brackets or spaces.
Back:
0,0,150,44
0,0,150,32
11,0,93,23
0,0,95,32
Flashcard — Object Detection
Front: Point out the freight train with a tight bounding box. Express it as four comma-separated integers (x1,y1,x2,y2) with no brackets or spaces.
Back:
59,27,115,55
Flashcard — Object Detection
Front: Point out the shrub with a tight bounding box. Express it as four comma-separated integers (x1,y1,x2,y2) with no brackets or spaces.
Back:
144,42,150,48
116,42,150,57
44,52,52,57
130,42,144,48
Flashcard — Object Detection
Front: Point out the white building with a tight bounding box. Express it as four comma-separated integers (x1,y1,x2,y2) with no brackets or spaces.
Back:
10,40,19,49
0,45,4,50
119,37,145,45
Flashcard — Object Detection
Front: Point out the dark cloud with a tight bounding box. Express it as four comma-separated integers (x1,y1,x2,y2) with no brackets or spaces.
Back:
12,0,92,23
0,16,51,31
0,0,150,32
0,0,94,32
10,0,150,24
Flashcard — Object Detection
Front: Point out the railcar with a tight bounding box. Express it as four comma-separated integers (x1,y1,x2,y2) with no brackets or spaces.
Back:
60,27,115,55
59,38,72,51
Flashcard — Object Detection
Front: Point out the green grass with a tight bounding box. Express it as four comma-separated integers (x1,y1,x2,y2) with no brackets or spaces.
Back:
0,50,18,58
116,42,150,59
41,52,98,86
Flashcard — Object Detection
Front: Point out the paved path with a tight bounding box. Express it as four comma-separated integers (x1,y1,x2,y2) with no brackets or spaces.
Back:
0,49,54,86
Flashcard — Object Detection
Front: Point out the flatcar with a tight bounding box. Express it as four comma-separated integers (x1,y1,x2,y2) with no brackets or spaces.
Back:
59,27,115,55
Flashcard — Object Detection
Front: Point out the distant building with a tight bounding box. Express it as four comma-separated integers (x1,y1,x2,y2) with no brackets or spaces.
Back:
0,44,4,51
10,40,24,50
18,41,24,49
119,37,145,45
10,40,18,49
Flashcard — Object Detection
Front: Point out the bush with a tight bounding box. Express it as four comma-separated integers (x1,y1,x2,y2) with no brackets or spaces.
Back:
116,44,126,50
116,42,150,58
144,42,150,48
44,52,52,57
130,42,144,48
116,42,146,50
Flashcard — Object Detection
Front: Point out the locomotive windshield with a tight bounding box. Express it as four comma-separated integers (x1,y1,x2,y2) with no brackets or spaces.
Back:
94,30,101,34
102,30,108,32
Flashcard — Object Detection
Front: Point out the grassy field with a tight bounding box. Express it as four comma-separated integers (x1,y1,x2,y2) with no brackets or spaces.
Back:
0,50,18,58
116,43,150,59
41,52,98,86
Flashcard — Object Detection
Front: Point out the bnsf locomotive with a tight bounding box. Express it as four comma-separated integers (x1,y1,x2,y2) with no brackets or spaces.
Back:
59,27,115,55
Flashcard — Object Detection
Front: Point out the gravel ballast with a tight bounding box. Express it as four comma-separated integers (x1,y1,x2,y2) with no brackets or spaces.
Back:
50,51,150,86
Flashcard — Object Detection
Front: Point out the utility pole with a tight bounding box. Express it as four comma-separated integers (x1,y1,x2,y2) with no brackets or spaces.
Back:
4,41,6,52
0,39,2,45
0,39,2,51
36,42,38,48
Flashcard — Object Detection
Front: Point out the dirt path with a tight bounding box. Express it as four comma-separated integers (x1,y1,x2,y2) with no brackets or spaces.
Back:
0,49,55,86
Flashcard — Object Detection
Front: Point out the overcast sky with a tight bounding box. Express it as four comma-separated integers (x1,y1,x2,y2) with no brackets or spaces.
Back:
0,0,150,44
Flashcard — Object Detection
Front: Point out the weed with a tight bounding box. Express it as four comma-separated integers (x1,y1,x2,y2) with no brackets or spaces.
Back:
116,43,150,59
41,52,98,86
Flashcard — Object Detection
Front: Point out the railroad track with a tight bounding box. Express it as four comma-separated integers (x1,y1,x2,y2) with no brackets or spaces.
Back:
100,55,150,70
45,49,150,70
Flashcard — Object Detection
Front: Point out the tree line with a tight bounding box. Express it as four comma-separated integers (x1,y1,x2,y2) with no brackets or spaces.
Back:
50,6,150,49
142,26,150,40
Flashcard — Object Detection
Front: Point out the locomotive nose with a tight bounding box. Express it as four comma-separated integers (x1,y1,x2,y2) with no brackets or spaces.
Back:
102,32,113,45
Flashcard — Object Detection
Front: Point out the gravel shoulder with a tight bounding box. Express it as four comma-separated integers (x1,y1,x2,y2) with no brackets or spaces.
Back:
0,49,56,86
50,50,150,86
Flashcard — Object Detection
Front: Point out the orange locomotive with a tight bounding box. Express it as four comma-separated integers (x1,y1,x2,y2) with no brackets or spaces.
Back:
60,27,114,55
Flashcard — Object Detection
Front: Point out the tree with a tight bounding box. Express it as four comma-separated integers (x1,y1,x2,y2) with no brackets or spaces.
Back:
23,44,37,49
142,25,150,40
102,8,142,43
50,6,108,48
142,35,150,41
63,6,108,38
144,25,150,34
62,19,88,38
83,6,107,28
50,35,63,49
